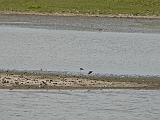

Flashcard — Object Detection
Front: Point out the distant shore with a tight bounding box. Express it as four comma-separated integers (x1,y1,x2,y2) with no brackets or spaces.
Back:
0,11,160,19
1,71,160,89
0,0,159,19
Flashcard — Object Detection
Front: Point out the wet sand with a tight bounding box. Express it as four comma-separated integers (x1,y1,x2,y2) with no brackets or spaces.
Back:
0,71,160,89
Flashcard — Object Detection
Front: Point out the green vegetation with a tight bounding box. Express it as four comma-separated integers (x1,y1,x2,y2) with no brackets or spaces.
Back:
0,0,159,16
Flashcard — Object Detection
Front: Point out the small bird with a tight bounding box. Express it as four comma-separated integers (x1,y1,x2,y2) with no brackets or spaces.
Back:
88,71,93,74
79,68,84,75
98,28,102,31
42,81,47,85
79,68,84,71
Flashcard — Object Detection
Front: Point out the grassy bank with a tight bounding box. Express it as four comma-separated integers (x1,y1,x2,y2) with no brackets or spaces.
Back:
0,0,159,16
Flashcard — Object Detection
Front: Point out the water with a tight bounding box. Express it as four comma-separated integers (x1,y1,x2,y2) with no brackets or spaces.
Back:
1,15,160,120
0,26,160,76
0,89,160,120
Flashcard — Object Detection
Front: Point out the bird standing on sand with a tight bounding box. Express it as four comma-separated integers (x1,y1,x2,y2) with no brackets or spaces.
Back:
42,81,47,85
79,68,84,71
98,28,102,31
88,71,93,74
79,68,84,74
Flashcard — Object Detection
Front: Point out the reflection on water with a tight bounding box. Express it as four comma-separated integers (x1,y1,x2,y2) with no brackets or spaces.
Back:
0,89,160,120
0,26,160,76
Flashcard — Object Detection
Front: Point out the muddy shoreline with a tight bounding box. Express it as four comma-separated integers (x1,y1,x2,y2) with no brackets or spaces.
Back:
1,71,160,89
1,13,160,33
1,11,160,19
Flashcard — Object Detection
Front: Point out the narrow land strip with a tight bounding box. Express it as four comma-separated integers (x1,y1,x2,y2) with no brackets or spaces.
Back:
0,11,160,19
1,71,160,89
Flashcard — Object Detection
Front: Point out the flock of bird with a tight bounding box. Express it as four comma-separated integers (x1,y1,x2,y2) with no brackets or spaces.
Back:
79,68,92,74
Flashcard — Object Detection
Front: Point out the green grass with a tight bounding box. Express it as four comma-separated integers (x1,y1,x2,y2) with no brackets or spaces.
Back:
0,0,159,16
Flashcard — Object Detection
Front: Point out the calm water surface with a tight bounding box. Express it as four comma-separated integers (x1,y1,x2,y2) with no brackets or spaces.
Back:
0,89,160,120
1,16,160,120
0,26,160,76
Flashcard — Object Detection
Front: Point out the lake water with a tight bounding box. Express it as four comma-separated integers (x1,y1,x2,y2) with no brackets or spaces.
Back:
0,16,160,120
0,26,160,76
0,89,160,120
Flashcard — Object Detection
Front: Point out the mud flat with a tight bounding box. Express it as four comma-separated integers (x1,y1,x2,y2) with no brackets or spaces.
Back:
0,71,160,89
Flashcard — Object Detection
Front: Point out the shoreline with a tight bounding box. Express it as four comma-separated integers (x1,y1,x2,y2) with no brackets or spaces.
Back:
0,11,160,19
1,71,160,90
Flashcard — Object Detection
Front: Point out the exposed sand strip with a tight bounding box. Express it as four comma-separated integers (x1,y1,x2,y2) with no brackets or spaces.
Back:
0,71,160,89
